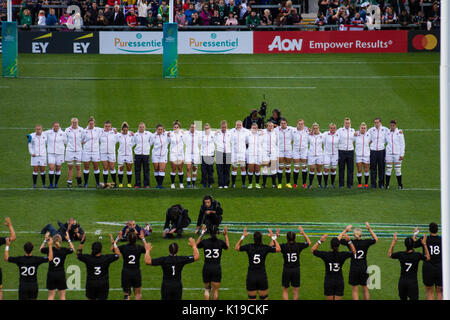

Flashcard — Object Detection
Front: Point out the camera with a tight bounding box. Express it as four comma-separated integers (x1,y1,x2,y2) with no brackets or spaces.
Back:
259,101,267,119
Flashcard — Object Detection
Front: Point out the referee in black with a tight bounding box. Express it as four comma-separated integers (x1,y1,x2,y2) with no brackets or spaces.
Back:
133,122,152,188
336,118,356,188
368,118,389,188
235,228,281,300
145,238,199,300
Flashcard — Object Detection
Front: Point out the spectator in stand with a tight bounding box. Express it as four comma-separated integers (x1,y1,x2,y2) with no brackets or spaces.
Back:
276,1,292,25
127,8,138,28
158,0,170,22
241,4,251,24
185,3,196,25
246,9,260,27
210,9,224,25
408,0,421,16
217,0,227,20
191,11,203,25
137,0,149,26
176,8,188,27
195,0,204,12
412,9,426,29
108,0,119,6
37,9,46,25
239,0,247,21
260,9,273,25
0,1,7,22
90,2,99,23
156,13,164,27
146,10,156,27
84,11,92,26
113,4,125,25
319,0,330,16
225,11,238,25
200,4,212,25
104,4,114,24
227,0,240,18
351,11,365,24
45,8,58,26
428,1,440,30
175,0,184,13
382,6,397,24
19,8,32,28
208,0,217,12
287,8,302,25
96,10,109,25
398,8,411,27
183,0,191,11
150,0,159,17
332,5,349,24
60,10,73,26
315,12,328,25
73,12,83,30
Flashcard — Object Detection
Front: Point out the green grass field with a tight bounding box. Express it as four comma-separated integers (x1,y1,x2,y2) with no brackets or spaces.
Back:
0,52,440,300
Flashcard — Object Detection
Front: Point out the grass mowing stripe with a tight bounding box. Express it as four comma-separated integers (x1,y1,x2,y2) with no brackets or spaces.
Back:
19,61,439,65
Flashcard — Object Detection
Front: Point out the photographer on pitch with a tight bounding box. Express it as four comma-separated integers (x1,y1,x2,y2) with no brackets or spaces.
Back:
117,220,152,242
243,109,264,130
163,204,191,239
195,195,223,234
40,218,85,242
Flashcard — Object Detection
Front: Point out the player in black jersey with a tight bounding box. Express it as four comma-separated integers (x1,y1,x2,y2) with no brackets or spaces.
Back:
389,232,430,300
116,232,146,300
196,225,229,300
235,228,281,300
5,238,54,300
272,226,311,300
77,235,120,300
338,223,378,300
0,217,16,300
39,232,74,300
145,237,199,300
311,233,356,300
413,222,442,300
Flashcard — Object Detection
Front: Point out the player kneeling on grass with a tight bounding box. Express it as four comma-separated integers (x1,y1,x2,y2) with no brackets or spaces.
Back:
116,122,135,188
307,123,325,189
0,217,16,300
261,121,279,188
388,232,430,300
117,232,146,300
384,120,405,189
145,238,200,300
354,123,372,189
413,223,442,300
40,232,75,300
77,235,120,300
338,223,378,300
196,225,230,300
273,226,311,300
5,237,54,300
45,121,67,188
311,233,356,300
322,123,339,189
28,124,48,188
163,204,191,239
235,228,281,300
81,117,102,188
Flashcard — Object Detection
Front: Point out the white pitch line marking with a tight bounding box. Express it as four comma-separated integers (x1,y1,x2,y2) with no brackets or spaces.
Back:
171,86,316,89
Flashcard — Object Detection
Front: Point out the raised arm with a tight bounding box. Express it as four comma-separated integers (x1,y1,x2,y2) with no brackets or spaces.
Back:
343,233,356,255
110,234,121,257
269,228,280,247
388,233,397,258
337,225,352,240
188,237,200,261
144,242,152,265
311,234,328,253
196,225,207,245
268,229,281,253
421,234,431,261
223,226,230,249
64,232,75,252
235,228,247,251
39,232,50,251
299,226,311,246
366,222,378,243
4,238,10,261
4,217,16,242
412,226,419,242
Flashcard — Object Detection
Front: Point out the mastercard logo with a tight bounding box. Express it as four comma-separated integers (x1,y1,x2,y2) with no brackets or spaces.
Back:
412,34,438,50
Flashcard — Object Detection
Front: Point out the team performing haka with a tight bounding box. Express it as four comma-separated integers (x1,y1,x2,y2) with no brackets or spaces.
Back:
27,116,405,190
0,217,442,300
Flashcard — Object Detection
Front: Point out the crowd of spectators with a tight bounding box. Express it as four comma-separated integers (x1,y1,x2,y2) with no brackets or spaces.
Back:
315,0,440,30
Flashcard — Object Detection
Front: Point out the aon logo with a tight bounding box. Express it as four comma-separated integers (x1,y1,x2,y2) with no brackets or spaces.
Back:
268,36,303,52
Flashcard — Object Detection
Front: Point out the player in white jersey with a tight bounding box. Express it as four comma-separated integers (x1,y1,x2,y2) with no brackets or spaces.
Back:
152,124,169,189
99,120,118,188
28,124,48,188
116,122,135,188
261,121,278,188
307,123,325,188
276,118,294,189
354,123,372,189
64,118,84,188
168,121,185,189
322,123,339,189
230,121,250,188
246,122,263,189
184,122,202,189
215,120,232,189
201,123,215,188
292,119,309,188
81,117,102,188
384,120,405,189
45,121,67,188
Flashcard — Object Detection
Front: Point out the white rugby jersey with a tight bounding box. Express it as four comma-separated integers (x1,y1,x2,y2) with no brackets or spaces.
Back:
308,133,324,157
385,128,405,156
368,126,389,151
151,132,169,157
323,131,340,155
214,130,232,153
116,132,135,156
184,130,202,156
201,131,215,157
82,127,102,153
45,129,67,155
230,127,250,155
336,127,355,151
246,131,262,157
133,130,153,155
292,127,309,154
28,132,47,157
168,130,185,155
99,130,117,154
354,132,372,157
261,129,278,155
277,126,294,153
65,126,84,153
